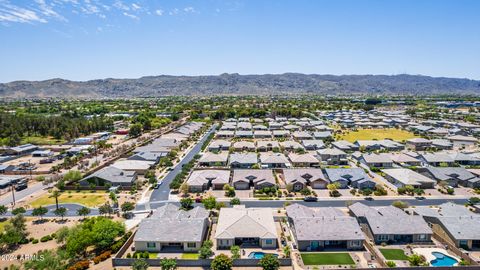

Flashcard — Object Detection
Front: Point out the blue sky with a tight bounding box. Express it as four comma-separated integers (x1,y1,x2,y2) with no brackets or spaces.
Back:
1,0,479,82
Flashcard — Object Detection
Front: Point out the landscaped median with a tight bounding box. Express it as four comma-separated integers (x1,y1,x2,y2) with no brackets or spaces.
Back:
301,252,355,265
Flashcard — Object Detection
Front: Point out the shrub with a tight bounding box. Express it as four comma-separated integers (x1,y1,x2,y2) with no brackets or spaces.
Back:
32,239,39,244
93,251,112,264
67,260,90,270
40,235,53,242
386,261,396,267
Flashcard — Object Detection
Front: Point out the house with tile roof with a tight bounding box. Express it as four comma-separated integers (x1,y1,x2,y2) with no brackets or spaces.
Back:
215,205,277,249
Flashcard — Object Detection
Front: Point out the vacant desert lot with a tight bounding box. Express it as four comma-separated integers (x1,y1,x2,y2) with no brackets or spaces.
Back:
339,128,417,142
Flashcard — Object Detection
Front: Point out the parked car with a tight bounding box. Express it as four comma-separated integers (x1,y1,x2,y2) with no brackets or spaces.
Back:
303,196,318,202
15,182,28,191
364,196,374,201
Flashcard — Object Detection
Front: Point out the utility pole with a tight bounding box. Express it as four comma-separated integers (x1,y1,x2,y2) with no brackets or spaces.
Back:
11,183,16,206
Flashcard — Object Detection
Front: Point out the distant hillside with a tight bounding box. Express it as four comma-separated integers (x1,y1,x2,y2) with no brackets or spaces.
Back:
1,73,479,98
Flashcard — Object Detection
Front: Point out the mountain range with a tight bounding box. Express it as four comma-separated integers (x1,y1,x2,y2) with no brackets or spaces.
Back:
0,73,479,98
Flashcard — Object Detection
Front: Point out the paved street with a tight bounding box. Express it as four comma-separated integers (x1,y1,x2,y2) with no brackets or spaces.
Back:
137,124,217,210
142,197,469,211
0,182,54,207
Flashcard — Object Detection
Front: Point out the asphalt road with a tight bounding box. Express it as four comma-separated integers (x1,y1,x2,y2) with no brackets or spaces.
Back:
143,197,469,210
142,124,217,208
0,182,54,207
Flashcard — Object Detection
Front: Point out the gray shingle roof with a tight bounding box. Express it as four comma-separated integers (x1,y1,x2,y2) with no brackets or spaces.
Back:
349,203,432,235
83,166,136,184
282,168,327,185
135,204,209,242
215,205,277,239
186,170,230,187
229,153,258,164
324,168,372,185
232,169,275,186
286,204,364,241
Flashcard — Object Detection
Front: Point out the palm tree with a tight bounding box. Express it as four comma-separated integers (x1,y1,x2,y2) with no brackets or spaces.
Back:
49,188,61,210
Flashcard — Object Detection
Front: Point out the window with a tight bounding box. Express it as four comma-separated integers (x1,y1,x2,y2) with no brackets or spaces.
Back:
187,242,196,248
146,242,156,248
265,239,273,245
419,234,426,240
378,235,389,241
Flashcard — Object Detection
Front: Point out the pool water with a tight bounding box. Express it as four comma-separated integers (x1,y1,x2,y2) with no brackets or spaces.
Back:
248,252,279,259
430,252,458,267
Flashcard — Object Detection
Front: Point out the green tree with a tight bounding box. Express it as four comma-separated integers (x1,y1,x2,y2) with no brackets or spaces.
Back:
129,123,143,138
65,217,125,256
180,183,189,195
408,254,426,266
121,202,135,214
54,207,67,220
392,200,409,209
229,197,241,206
160,258,177,270
23,249,68,270
230,245,240,259
180,197,193,210
77,206,91,218
11,207,26,216
55,226,70,244
49,188,61,210
259,254,280,270
32,206,48,220
99,203,113,216
0,214,28,248
132,258,149,270
0,205,7,216
211,254,233,270
63,170,82,182
283,245,291,258
198,240,214,259
202,196,217,210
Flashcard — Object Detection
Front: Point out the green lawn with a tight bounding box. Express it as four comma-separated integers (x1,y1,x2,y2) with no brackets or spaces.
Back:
338,128,417,143
301,252,355,265
20,136,66,145
379,249,408,260
29,191,107,208
181,253,199,260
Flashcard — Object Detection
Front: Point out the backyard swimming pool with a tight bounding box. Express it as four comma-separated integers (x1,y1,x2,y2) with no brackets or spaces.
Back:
248,252,279,259
430,252,458,267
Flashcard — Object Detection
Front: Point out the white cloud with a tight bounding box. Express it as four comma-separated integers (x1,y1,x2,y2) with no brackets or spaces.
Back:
113,0,129,11
155,9,163,16
184,6,195,13
35,0,64,20
168,8,179,15
131,3,140,11
122,12,138,20
0,2,47,23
